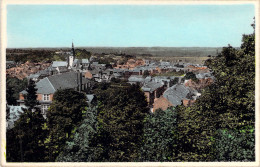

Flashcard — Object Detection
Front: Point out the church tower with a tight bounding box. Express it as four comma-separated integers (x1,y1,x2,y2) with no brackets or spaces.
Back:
68,42,75,69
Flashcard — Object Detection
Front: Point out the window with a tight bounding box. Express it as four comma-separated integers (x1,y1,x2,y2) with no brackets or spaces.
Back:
43,94,50,101
41,105,49,115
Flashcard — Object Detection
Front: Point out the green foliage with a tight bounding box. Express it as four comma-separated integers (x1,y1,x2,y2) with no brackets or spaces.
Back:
6,86,17,105
6,108,47,162
184,72,198,82
6,49,57,63
75,49,91,60
142,70,150,78
214,128,255,161
56,107,99,162
44,89,88,161
175,99,217,161
24,80,39,110
95,84,149,161
171,77,179,85
6,76,28,105
140,107,177,161
175,22,255,161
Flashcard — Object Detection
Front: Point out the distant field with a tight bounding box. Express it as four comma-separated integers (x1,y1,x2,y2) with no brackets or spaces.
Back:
7,47,221,57
6,47,218,64
80,47,222,57
142,56,210,64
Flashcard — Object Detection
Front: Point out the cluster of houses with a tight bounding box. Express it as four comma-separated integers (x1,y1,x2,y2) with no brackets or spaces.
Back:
6,43,214,129
6,61,51,80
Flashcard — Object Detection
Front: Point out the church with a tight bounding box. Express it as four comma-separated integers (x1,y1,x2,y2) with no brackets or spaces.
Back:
51,42,90,72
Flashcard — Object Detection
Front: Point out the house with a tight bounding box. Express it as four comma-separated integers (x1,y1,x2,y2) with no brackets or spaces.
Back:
184,77,214,90
183,72,214,90
72,58,90,70
85,69,106,82
152,76,176,87
6,61,16,69
114,58,145,70
51,61,68,68
153,84,196,112
90,62,106,71
160,61,171,66
141,81,165,105
6,105,26,129
27,73,43,82
195,72,213,79
27,67,53,82
18,72,93,116
86,94,95,105
56,66,69,74
128,75,145,85
84,70,94,79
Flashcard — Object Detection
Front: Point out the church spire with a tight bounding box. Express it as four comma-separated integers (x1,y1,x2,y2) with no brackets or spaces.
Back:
71,41,75,57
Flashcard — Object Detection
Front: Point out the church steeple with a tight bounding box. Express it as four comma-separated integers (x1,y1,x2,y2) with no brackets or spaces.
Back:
71,41,75,57
68,41,75,69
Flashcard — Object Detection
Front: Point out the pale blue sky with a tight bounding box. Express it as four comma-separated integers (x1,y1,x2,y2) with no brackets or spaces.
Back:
7,5,254,48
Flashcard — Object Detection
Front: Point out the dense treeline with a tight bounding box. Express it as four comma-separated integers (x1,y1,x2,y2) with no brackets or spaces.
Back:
6,49,92,63
6,50,58,63
6,23,255,162
6,76,28,105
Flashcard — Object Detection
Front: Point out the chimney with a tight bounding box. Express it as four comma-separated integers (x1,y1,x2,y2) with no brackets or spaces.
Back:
77,72,79,91
80,72,82,92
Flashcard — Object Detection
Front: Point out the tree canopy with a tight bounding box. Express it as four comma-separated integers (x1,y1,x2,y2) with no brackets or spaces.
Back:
24,79,39,110
6,108,47,162
56,106,98,162
94,84,149,161
44,89,88,161
175,22,255,161
140,107,178,161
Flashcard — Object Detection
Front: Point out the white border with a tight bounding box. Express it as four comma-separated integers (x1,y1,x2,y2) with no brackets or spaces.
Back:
1,0,259,167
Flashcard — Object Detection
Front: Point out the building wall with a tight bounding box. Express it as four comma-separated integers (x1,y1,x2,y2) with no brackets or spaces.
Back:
183,99,196,107
144,92,150,104
19,93,24,100
19,93,54,101
85,71,93,79
37,94,42,101
184,78,213,90
153,96,173,112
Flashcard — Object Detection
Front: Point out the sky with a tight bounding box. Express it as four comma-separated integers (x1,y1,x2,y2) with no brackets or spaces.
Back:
7,4,255,48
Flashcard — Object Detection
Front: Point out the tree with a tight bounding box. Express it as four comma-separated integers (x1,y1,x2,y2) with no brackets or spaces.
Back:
95,84,149,161
24,79,39,110
184,72,198,82
44,89,88,161
6,76,28,104
6,108,47,162
175,21,255,161
142,70,150,78
75,49,91,60
6,86,17,105
140,107,178,161
56,106,99,162
213,128,255,161
175,90,218,161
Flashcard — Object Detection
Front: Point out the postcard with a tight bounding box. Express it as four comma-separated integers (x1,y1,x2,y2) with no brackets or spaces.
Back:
1,0,259,167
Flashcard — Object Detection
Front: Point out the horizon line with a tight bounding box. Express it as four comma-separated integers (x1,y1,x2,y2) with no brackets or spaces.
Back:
6,46,230,49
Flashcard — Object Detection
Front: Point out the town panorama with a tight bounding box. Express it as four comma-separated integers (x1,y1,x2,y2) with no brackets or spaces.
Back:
5,4,255,162
6,36,255,162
